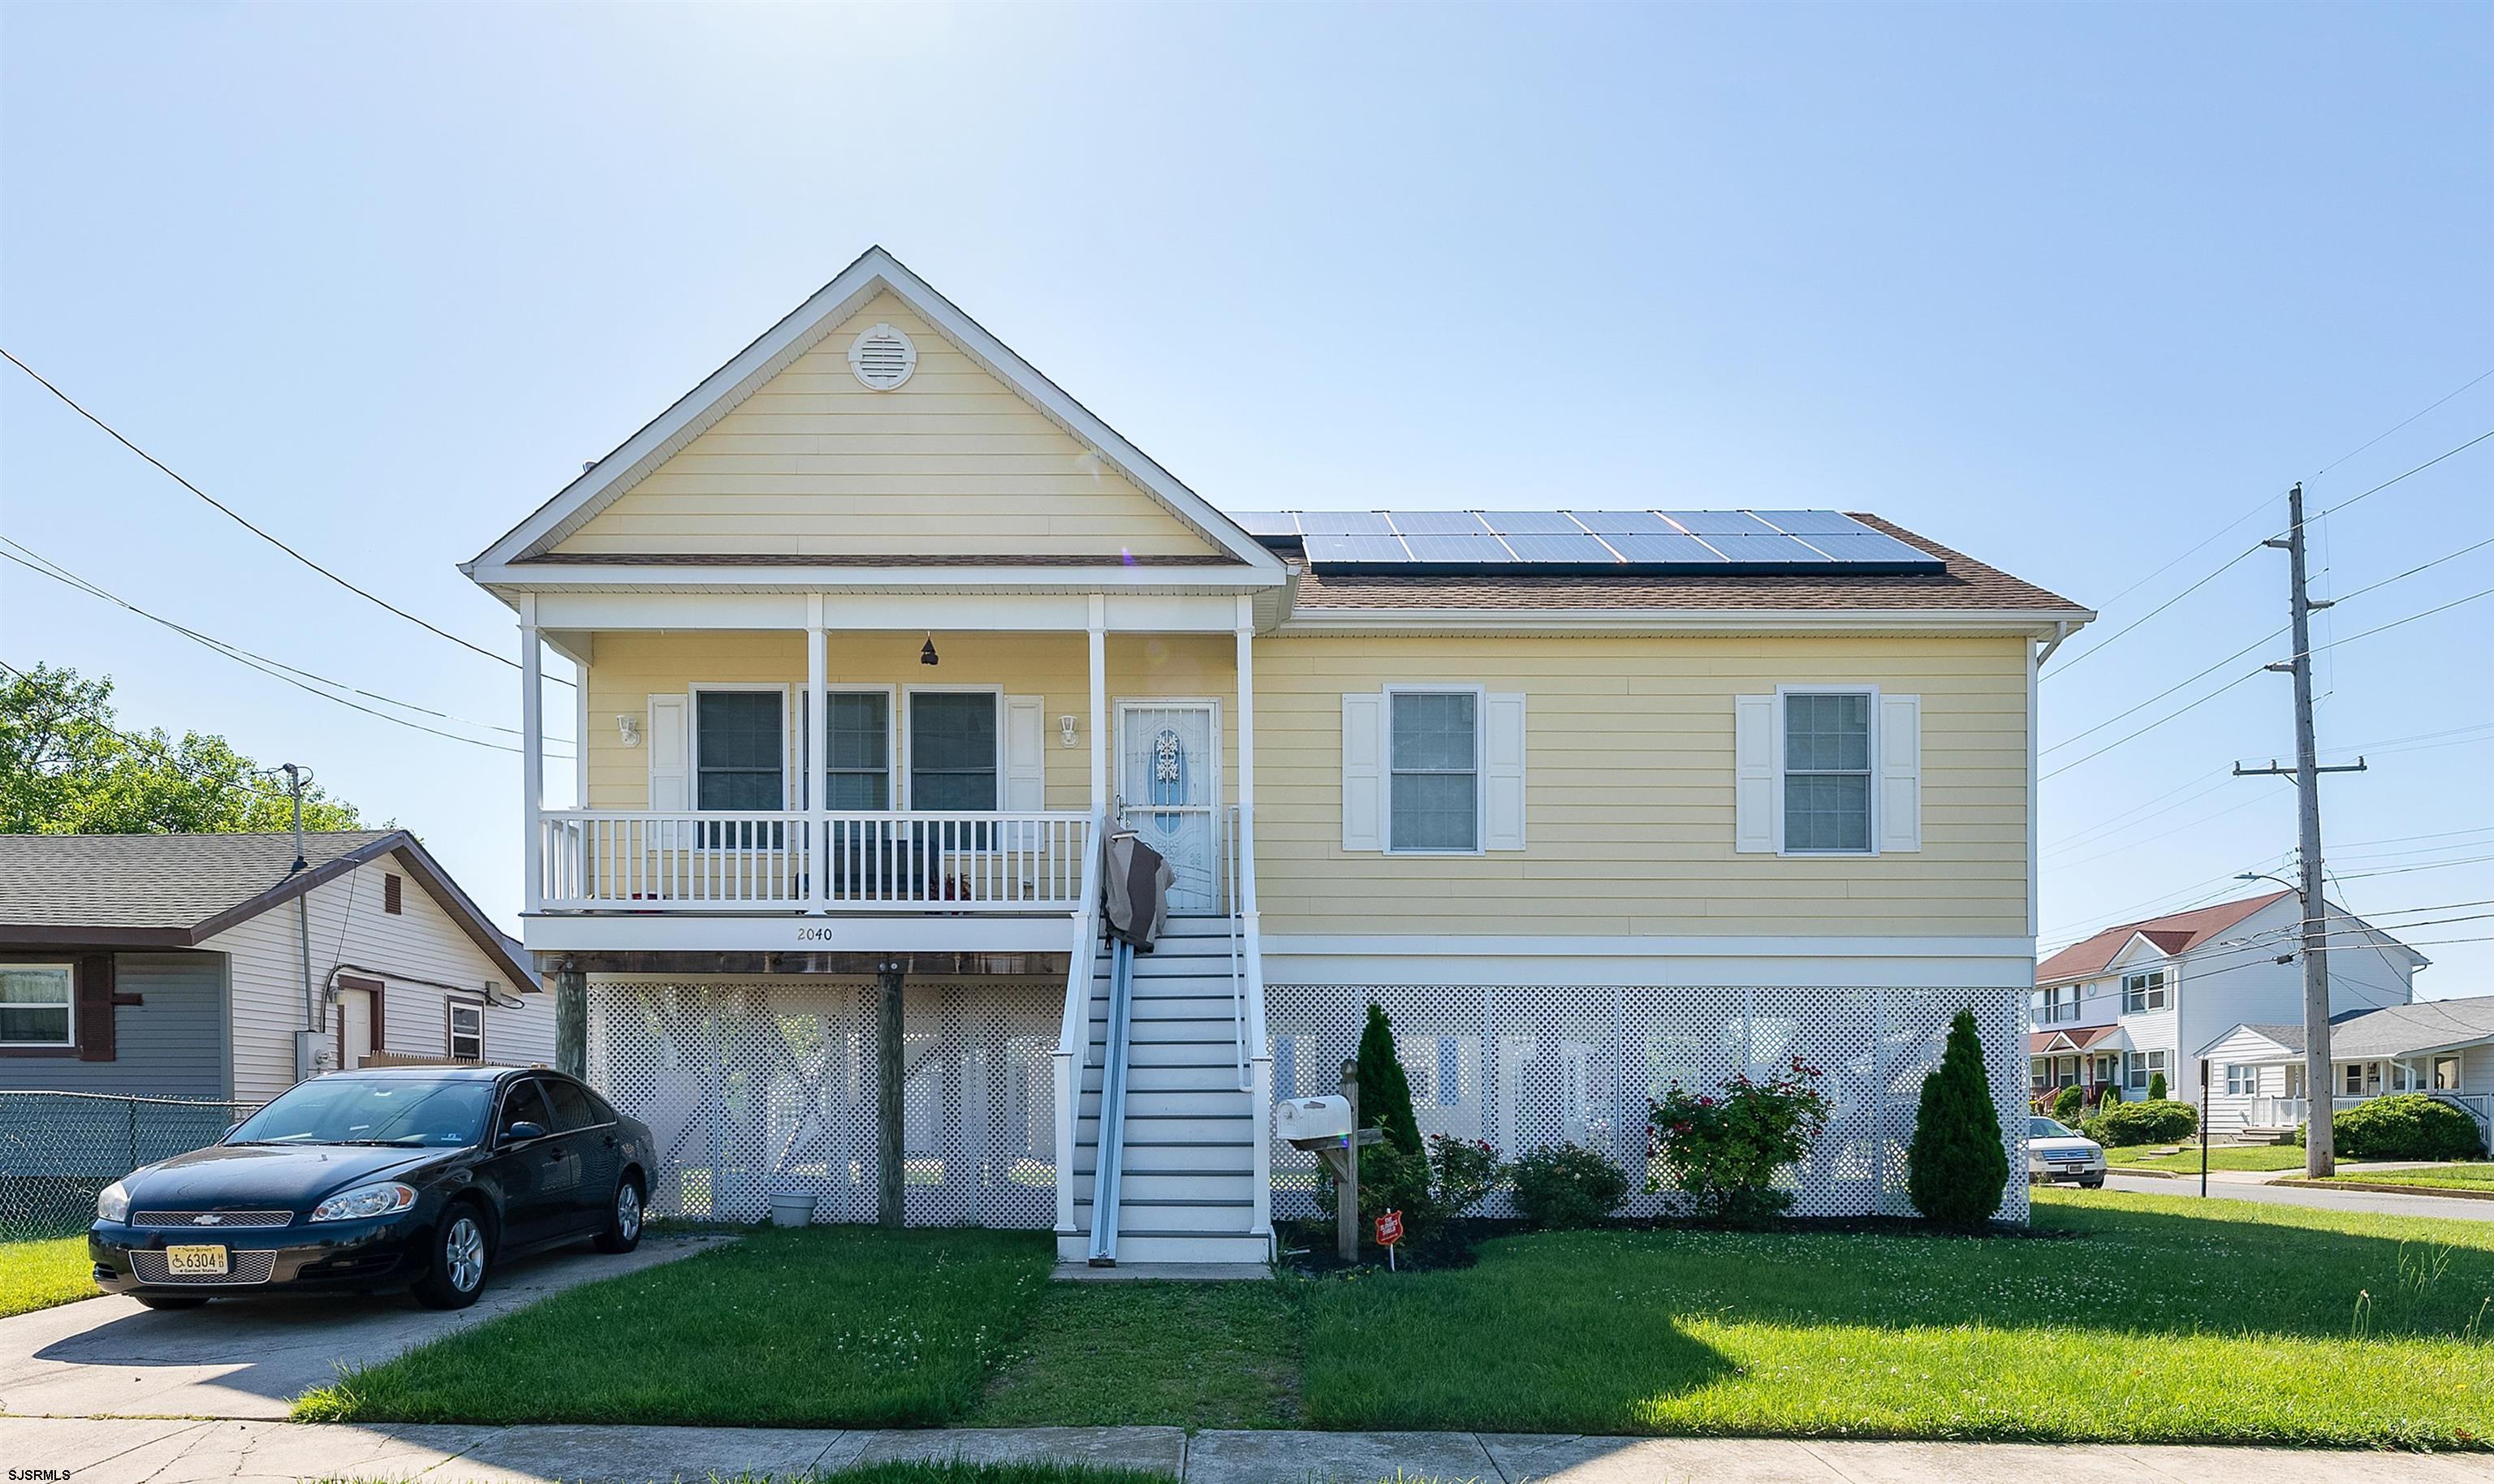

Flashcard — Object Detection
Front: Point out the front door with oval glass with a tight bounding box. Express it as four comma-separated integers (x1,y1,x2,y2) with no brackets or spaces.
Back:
1117,702,1219,914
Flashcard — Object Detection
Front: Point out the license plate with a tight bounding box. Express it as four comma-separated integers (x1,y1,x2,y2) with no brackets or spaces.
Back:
164,1245,228,1276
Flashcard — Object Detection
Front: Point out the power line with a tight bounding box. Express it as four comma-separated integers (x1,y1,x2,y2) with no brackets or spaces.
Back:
2330,852,2494,882
2043,544,2266,677
0,347,572,689
0,657,222,779
2315,365,2494,476
2315,425,2494,520
1,538,570,754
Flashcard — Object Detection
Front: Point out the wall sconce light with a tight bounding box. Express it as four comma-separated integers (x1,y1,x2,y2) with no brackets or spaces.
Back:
1059,715,1079,748
617,714,642,747
920,633,939,667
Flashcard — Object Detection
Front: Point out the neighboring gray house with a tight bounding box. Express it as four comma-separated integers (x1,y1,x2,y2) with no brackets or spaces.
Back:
0,831,546,1103
2200,998,2494,1142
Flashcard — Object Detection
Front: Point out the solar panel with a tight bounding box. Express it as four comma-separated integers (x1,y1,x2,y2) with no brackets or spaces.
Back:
1294,511,1396,536
1499,533,1618,564
1748,511,1870,534
1400,534,1512,563
1390,511,1491,535
1566,511,1676,533
1659,511,1777,535
1301,533,1411,563
1795,532,1941,566
1476,511,1586,535
1228,510,1300,537
1604,533,1730,565
1701,533,1833,563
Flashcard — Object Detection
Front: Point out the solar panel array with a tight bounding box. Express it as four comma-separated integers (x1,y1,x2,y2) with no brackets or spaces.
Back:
1226,511,1943,573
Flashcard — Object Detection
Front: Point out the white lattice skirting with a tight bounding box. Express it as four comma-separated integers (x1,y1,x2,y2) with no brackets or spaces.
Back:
585,978,2031,1227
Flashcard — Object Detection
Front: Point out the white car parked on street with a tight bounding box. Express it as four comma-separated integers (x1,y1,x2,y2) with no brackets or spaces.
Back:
2027,1115,2107,1188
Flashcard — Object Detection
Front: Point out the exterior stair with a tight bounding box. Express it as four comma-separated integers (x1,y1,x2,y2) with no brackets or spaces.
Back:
1060,914,1269,1265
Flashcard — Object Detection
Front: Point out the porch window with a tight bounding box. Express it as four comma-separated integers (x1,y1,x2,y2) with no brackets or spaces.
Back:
2126,1049,2168,1094
1387,689,1479,852
823,692,893,809
0,964,73,1047
909,692,998,810
2434,1055,2463,1091
1782,692,1872,853
2343,1061,2383,1096
2121,970,2168,1013
695,690,784,810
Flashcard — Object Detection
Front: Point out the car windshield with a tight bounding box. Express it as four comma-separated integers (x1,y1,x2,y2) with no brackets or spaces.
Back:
2030,1116,2077,1139
228,1078,494,1148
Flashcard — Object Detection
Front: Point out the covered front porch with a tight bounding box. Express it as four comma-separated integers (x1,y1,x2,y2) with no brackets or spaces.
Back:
2028,1025,2129,1105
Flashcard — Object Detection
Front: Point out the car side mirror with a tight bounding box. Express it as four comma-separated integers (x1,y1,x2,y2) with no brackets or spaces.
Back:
503,1120,547,1145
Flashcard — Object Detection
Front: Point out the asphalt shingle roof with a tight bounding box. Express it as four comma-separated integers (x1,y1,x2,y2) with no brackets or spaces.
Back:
0,831,402,930
2035,891,2295,984
2225,1000,2494,1061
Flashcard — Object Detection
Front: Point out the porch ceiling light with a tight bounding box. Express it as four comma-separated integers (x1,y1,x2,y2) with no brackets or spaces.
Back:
920,633,939,667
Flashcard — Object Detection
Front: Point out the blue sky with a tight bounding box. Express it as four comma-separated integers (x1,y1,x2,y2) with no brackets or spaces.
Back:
3,3,2488,996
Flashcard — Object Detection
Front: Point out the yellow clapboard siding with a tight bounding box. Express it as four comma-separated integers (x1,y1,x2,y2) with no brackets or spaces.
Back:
550,292,1222,560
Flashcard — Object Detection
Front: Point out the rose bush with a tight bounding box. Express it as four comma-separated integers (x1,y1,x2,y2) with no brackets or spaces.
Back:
1648,1059,1832,1225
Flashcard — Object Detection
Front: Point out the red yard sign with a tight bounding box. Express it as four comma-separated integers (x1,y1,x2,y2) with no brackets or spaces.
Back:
1374,1209,1404,1248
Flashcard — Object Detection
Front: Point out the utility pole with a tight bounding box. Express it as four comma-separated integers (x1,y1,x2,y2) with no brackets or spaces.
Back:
2233,483,2366,1179
273,762,321,1083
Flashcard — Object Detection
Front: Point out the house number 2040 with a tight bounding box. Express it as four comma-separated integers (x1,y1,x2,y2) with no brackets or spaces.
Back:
794,926,839,943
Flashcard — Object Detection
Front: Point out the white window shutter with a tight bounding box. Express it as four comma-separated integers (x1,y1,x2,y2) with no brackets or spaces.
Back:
1341,692,1384,852
1878,693,1922,853
1482,692,1527,851
648,694,689,811
1733,694,1776,854
1003,696,1046,812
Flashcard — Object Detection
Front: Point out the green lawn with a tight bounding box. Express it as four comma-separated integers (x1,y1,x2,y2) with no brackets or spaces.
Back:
0,1236,97,1318
297,1192,2494,1447
2323,1163,2494,1193
2105,1145,2311,1173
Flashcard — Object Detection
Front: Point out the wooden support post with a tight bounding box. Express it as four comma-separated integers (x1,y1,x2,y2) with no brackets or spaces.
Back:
553,960,586,1078
1339,1057,1359,1264
878,958,907,1228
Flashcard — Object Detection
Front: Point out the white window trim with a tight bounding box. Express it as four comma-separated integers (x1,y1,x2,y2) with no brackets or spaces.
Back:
1113,696,1224,820
819,684,900,812
2121,968,2169,1014
2125,1049,2168,1092
1772,683,1880,858
0,961,76,1049
447,998,485,1063
688,683,793,812
900,684,1005,811
1382,683,1488,856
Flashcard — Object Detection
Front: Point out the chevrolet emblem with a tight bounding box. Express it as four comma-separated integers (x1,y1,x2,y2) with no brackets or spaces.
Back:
192,1214,225,1227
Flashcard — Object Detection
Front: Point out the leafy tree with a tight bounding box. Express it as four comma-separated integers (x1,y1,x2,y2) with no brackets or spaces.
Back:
1907,1009,2010,1229
1354,1002,1424,1158
1,663,364,834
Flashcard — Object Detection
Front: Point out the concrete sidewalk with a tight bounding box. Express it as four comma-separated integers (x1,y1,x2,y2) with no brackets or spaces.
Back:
3,1417,2488,1483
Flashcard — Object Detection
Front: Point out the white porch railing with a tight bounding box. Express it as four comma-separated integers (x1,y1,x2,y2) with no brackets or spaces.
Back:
1052,811,1107,1238
537,809,1093,912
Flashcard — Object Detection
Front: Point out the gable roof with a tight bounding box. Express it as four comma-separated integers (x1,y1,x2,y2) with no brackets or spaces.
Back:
2036,890,2294,984
466,247,1282,578
0,831,536,990
2203,999,2494,1062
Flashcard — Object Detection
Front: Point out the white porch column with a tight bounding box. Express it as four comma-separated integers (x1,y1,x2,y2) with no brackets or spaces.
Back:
1234,594,1257,912
1087,594,1107,822
806,595,826,909
519,593,544,912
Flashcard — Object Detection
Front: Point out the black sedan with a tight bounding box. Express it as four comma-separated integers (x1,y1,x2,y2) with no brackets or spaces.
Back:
90,1066,652,1310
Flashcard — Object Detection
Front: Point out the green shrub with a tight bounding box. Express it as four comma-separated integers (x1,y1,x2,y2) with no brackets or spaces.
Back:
1650,1063,1833,1225
2294,1094,2484,1161
1510,1142,1631,1229
2148,1071,2168,1101
2051,1084,2083,1120
2097,1085,2123,1107
1907,1009,2009,1227
1427,1133,1505,1215
2084,1098,2196,1147
1355,1003,1424,1158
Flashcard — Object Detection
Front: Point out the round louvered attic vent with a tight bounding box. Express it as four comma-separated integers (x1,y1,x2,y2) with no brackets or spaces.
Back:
848,324,917,390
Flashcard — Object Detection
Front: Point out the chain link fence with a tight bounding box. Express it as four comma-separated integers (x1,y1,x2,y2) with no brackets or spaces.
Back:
0,1091,260,1239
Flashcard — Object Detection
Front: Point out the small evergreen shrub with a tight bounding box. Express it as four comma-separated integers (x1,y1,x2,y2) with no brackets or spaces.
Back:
1650,1060,1833,1225
2295,1094,2484,1161
2084,1098,2196,1147
1511,1142,1631,1229
2097,1085,2123,1107
1355,1003,1425,1158
2051,1084,2083,1120
1906,1009,2009,1228
2147,1071,2168,1101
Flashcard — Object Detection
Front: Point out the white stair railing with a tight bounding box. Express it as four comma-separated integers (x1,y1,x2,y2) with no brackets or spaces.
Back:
1229,801,1273,1247
1051,811,1107,1240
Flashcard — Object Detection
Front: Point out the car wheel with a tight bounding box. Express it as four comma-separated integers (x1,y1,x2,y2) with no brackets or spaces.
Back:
413,1206,490,1309
593,1176,645,1254
135,1292,210,1311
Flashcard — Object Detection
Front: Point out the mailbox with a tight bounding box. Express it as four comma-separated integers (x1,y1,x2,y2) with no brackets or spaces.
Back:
1274,1094,1353,1145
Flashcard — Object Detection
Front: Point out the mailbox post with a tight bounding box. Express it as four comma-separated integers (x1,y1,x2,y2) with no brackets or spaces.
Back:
1275,1059,1383,1264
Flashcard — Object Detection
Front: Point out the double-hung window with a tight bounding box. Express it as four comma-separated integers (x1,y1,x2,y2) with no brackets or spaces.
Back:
447,1000,485,1063
1782,691,1873,853
2121,970,2168,1013
2126,1050,2168,1094
0,964,74,1048
694,690,784,810
2224,1063,2255,1095
1387,689,1479,853
908,692,999,810
823,692,893,809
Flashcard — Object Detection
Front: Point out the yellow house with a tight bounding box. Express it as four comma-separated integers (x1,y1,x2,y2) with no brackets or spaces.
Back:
464,248,2091,1263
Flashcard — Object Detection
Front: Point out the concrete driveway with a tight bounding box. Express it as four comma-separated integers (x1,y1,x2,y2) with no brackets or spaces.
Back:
0,1236,724,1420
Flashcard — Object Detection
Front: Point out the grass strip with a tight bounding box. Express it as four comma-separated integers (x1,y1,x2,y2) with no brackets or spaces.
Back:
2104,1145,2310,1173
970,1276,1303,1429
0,1236,97,1318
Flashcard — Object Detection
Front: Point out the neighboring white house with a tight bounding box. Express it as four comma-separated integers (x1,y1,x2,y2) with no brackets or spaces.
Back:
0,830,547,1103
2030,890,2427,1119
2200,999,2494,1142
